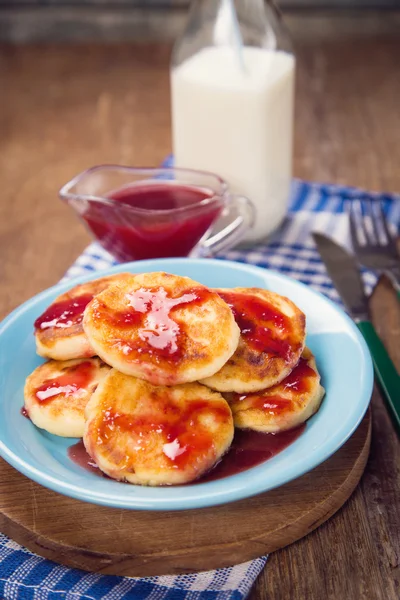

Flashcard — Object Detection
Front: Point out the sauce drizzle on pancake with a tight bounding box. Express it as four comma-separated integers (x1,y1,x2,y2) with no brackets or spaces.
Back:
93,286,214,362
34,294,93,330
281,358,315,392
217,290,294,360
242,396,295,415
95,398,231,472
126,287,198,354
34,360,95,404
233,357,316,414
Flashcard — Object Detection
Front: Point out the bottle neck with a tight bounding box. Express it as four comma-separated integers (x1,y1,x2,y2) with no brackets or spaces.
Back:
173,0,292,68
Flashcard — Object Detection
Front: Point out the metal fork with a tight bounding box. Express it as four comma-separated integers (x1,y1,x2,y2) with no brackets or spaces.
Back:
348,199,400,294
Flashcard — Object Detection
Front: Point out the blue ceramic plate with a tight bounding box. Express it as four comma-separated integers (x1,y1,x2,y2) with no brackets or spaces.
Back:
0,259,373,510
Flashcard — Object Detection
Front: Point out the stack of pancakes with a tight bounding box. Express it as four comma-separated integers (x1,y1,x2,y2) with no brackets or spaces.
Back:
25,272,325,486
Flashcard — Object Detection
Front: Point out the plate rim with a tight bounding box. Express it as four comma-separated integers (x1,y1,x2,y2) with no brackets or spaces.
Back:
0,258,374,510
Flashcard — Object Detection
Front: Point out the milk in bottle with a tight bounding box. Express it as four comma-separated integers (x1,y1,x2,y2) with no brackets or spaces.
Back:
171,0,295,243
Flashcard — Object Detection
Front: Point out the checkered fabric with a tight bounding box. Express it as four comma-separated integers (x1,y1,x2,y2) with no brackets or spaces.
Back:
0,534,266,600
1,177,399,599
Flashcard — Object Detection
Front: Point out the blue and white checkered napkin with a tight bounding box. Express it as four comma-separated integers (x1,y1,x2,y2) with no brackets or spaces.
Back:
1,179,399,600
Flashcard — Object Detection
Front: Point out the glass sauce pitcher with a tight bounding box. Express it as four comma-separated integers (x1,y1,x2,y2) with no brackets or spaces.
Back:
59,165,254,262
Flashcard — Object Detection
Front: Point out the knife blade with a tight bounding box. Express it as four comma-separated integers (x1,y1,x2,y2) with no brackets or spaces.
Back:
312,233,368,321
313,232,400,435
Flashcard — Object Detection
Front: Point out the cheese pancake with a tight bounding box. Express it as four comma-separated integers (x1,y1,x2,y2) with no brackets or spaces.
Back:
34,273,132,360
83,272,240,386
84,369,234,485
226,348,325,432
201,287,306,393
24,358,110,438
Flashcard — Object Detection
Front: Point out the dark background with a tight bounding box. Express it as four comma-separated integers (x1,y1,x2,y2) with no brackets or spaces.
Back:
1,0,400,42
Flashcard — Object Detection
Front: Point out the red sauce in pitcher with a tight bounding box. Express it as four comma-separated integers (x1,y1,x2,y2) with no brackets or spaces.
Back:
82,183,221,261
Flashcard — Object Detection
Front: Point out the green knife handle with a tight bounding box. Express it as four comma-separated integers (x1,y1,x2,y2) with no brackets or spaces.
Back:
357,320,400,435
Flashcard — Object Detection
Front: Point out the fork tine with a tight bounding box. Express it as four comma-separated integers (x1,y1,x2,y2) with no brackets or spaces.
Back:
376,201,394,248
357,199,373,245
365,199,381,245
349,199,365,249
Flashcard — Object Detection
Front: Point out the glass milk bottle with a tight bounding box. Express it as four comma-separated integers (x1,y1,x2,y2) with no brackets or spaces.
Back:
171,0,295,243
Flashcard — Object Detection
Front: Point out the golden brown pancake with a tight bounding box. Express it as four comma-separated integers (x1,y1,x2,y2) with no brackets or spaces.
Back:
24,358,110,437
34,273,132,360
82,272,240,386
84,369,234,485
200,287,306,393
226,348,325,432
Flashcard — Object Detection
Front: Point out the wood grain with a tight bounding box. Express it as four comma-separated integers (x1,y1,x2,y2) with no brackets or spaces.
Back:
0,37,399,598
249,278,400,600
0,412,370,577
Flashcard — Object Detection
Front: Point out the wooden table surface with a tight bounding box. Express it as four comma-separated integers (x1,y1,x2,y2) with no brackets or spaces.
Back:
1,38,400,599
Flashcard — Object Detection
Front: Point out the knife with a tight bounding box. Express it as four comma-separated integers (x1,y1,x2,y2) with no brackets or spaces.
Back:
313,232,400,435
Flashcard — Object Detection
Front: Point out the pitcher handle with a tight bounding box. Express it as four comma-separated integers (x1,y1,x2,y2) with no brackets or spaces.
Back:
198,195,255,256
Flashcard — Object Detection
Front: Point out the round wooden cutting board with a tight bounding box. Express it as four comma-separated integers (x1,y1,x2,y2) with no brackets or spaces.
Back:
0,411,370,577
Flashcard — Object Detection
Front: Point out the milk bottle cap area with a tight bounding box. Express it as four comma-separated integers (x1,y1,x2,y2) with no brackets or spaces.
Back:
171,0,295,245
